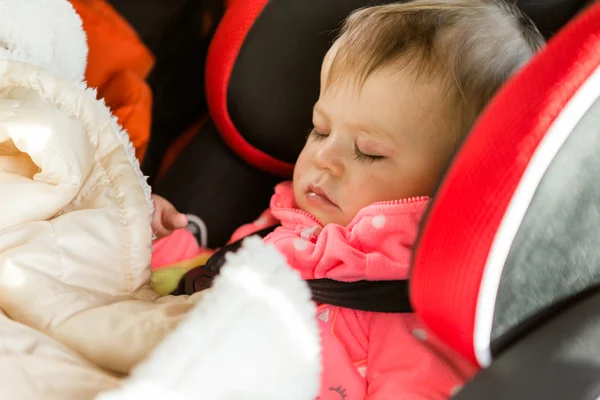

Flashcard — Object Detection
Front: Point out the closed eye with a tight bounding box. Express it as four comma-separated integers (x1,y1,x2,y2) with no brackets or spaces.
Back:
309,129,385,163
354,146,385,163
309,129,328,141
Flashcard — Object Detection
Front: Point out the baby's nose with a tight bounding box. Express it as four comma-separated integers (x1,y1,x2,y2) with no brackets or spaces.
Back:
314,146,344,177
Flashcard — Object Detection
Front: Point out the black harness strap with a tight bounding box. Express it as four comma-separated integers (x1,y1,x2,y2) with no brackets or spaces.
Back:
308,279,412,313
173,225,413,313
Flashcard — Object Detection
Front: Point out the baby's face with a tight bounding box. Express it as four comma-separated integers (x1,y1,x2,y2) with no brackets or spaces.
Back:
293,55,460,227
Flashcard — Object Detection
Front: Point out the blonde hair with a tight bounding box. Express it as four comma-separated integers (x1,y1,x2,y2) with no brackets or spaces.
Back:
327,0,545,133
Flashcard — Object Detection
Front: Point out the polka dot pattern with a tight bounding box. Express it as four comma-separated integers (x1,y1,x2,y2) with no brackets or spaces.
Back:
372,215,386,229
357,366,367,378
293,238,309,251
301,226,319,239
412,328,428,341
255,217,267,227
317,309,330,322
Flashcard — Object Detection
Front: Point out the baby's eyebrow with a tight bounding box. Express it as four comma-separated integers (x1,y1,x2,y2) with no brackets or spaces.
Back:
356,131,393,148
356,122,391,140
312,104,332,127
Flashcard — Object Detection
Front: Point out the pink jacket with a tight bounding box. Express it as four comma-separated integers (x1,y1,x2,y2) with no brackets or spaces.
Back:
153,182,477,399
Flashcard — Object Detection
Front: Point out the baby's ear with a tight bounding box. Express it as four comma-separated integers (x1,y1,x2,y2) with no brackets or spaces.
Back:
0,0,88,83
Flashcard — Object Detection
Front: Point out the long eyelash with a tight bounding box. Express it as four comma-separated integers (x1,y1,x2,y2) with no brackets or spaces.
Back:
308,130,384,163
310,129,328,141
354,146,385,163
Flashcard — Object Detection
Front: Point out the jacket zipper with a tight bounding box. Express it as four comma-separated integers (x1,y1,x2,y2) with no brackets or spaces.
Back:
275,196,428,227
372,196,429,206
276,207,323,226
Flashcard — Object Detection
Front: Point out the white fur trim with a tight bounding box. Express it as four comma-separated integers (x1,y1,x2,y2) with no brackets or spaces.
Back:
0,0,88,83
105,105,154,218
100,238,321,400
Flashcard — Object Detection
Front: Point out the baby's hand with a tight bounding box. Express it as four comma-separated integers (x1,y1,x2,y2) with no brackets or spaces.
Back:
151,194,188,239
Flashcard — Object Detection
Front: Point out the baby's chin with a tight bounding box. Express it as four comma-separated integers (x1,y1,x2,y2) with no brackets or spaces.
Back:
323,214,353,227
304,205,352,227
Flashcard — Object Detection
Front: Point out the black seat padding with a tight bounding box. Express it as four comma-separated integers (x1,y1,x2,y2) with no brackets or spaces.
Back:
518,0,591,38
454,288,600,400
153,120,280,248
487,94,600,358
108,0,225,185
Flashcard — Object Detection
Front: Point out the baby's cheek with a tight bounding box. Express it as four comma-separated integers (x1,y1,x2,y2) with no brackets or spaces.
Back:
346,179,375,206
337,198,363,227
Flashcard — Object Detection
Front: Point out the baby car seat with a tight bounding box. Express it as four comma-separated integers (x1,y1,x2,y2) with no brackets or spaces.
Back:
411,2,600,398
152,0,600,397
153,0,600,397
153,0,591,249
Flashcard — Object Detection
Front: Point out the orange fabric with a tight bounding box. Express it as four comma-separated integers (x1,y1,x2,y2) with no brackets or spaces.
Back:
99,71,153,161
157,117,209,180
70,0,155,161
